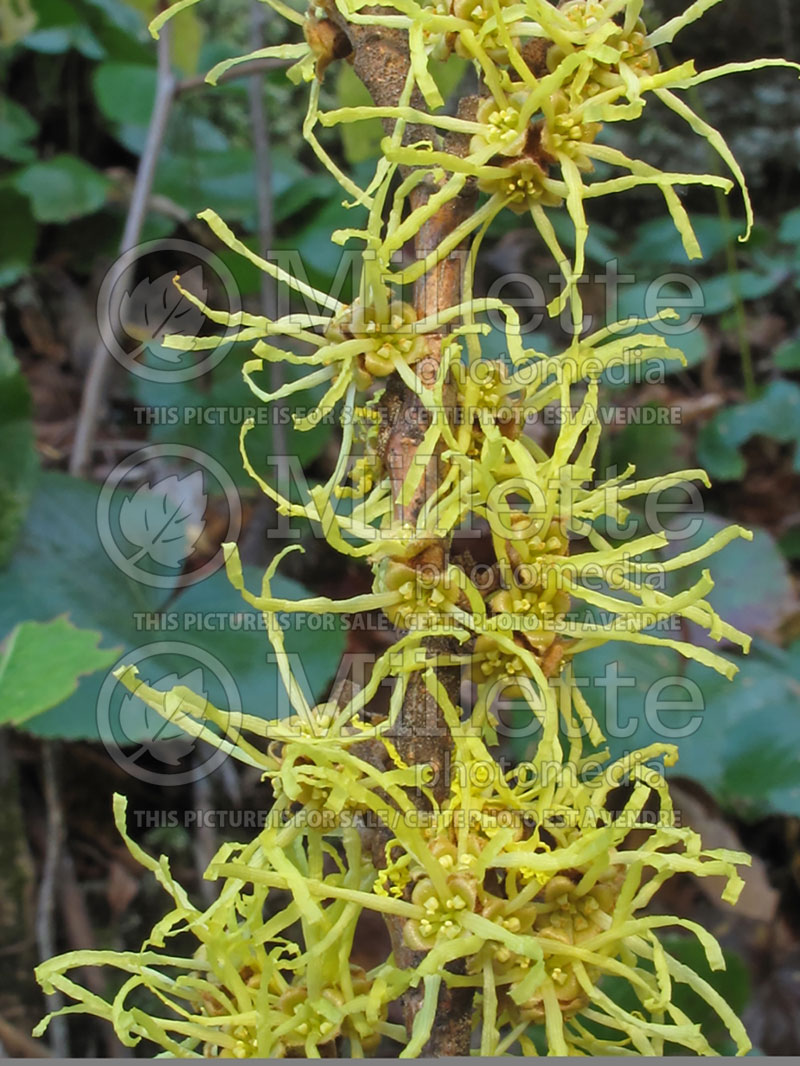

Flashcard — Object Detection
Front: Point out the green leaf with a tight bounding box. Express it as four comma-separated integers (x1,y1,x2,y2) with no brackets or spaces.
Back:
697,379,800,479
562,511,796,819
336,64,385,165
695,418,746,482
778,206,800,245
568,639,800,819
154,129,310,220
85,0,153,66
687,644,800,819
664,935,750,1021
131,344,332,487
778,527,800,560
83,0,146,39
606,280,710,383
629,213,744,267
24,25,105,57
0,471,344,740
597,935,749,1055
278,196,364,293
775,339,800,370
481,324,555,362
147,564,344,728
547,209,618,266
93,63,157,127
273,162,338,226
0,332,38,565
0,618,118,726
154,146,258,226
525,508,796,819
607,410,685,479
663,513,793,645
23,0,106,59
215,246,262,298
12,154,110,223
0,472,168,638
0,96,38,163
700,270,783,316
213,155,343,288
0,189,37,287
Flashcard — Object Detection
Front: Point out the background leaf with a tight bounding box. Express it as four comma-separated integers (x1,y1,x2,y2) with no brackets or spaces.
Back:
0,332,38,565
565,636,800,820
93,62,157,126
12,154,110,223
23,0,106,58
0,190,38,288
697,380,800,480
131,344,333,488
0,96,38,162
118,470,206,569
662,513,795,646
0,472,345,739
0,618,118,726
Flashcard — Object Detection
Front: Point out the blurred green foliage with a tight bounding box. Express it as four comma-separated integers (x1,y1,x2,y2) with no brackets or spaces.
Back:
0,469,346,738
0,0,350,738
0,616,119,725
0,0,344,284
1,0,799,827
0,330,37,561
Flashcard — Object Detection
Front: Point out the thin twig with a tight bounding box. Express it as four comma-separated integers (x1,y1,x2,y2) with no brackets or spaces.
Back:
0,1016,52,1058
238,0,290,562
192,765,218,907
36,742,68,1057
70,23,177,476
248,0,288,466
177,55,288,94
778,0,793,57
57,853,128,1056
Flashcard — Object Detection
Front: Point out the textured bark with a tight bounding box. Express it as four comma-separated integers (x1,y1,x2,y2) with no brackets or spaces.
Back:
378,189,477,1056
380,183,476,809
329,9,479,1055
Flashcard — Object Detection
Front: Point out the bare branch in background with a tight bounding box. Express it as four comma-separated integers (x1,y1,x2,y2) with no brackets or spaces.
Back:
239,0,290,561
177,55,287,94
35,743,68,1057
70,23,177,477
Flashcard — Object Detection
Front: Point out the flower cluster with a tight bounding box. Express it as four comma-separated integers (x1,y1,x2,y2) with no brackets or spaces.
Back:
35,0,798,1057
37,680,750,1055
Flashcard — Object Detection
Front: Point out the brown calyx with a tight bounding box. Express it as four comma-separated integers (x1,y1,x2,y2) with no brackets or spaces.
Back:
304,10,353,79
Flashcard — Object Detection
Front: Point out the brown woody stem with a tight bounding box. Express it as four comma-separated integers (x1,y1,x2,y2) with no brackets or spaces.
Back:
329,10,479,1053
